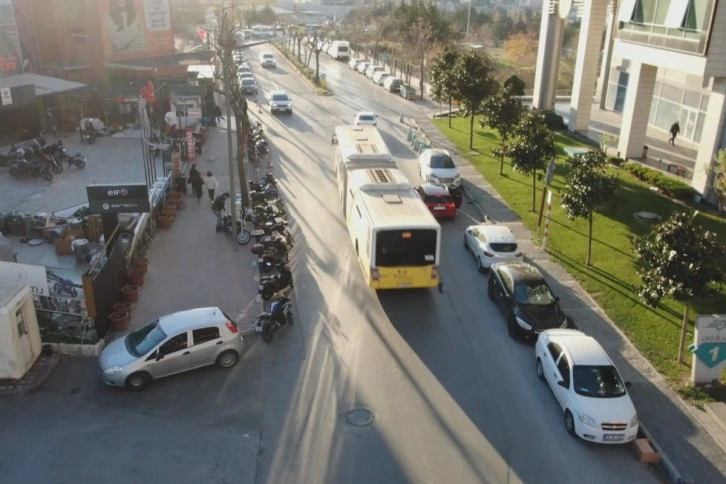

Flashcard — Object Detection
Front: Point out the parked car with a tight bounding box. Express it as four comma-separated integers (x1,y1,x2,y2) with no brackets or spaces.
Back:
357,62,370,74
464,224,523,272
418,148,461,188
383,77,403,93
365,65,384,79
372,71,391,86
238,72,254,82
260,52,276,67
269,90,292,114
535,329,639,444
348,58,362,70
240,78,258,96
237,65,252,76
353,111,377,126
487,261,572,340
416,183,456,219
98,307,244,391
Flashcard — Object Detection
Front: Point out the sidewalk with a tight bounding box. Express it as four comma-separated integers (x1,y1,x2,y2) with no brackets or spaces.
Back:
123,124,262,337
412,114,726,483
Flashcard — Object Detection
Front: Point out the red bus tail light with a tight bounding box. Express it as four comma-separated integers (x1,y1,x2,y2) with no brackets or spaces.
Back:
371,267,380,281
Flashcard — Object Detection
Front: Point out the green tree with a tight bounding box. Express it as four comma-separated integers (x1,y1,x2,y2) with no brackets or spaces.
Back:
430,48,460,128
504,110,556,212
710,148,726,212
633,212,726,362
480,84,523,174
450,51,499,149
560,150,617,266
503,75,526,96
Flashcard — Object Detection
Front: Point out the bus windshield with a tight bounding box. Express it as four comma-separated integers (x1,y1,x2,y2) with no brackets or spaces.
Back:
375,229,437,267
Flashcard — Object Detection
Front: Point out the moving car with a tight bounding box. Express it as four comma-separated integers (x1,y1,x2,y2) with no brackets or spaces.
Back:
240,78,258,96
237,65,252,76
487,261,571,340
238,72,254,82
535,329,639,444
372,71,391,86
260,52,276,67
348,58,362,70
383,76,403,93
353,111,377,126
418,148,461,188
464,224,522,272
269,91,292,114
416,183,456,219
98,307,244,391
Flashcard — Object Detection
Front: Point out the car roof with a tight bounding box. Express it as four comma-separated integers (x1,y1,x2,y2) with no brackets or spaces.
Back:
494,261,545,283
355,111,375,117
421,148,451,159
420,183,450,195
158,307,227,334
262,52,274,57
271,90,288,96
545,330,612,366
469,224,515,242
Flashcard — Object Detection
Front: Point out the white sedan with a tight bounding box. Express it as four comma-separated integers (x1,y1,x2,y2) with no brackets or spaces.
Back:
464,224,522,272
353,111,377,126
535,329,639,444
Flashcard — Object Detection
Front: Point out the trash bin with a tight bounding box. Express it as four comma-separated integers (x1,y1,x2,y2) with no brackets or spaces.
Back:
174,175,187,194
642,145,648,158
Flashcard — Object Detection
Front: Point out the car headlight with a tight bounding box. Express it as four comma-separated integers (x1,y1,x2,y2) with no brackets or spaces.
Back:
104,366,123,375
515,317,532,330
630,415,638,428
578,412,598,428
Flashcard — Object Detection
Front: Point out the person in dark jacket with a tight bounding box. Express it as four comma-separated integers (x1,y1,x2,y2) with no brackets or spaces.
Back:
187,163,203,202
669,121,681,145
212,192,229,231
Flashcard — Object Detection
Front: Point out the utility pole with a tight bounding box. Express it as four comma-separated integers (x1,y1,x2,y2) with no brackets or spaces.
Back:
223,51,237,235
466,0,472,38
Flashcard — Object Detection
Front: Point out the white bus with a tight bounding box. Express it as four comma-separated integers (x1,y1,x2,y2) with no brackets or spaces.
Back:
333,125,397,213
343,167,441,290
327,40,350,61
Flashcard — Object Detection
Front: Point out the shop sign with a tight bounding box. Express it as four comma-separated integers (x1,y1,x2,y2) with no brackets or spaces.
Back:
87,184,151,214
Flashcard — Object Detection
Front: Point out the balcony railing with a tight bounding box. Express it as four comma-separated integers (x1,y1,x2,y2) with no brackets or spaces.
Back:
617,23,708,55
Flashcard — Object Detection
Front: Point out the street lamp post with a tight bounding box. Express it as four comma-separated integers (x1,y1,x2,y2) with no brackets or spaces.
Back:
223,58,237,237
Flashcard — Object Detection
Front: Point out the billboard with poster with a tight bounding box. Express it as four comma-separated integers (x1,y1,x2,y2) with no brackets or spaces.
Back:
0,0,22,76
100,0,174,61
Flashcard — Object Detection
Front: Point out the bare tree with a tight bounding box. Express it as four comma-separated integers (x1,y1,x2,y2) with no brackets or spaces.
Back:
399,18,437,98
305,29,331,85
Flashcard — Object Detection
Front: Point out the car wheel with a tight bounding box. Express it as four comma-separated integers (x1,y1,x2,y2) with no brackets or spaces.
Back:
477,257,485,274
507,315,519,339
487,278,496,301
565,410,576,436
536,358,545,381
261,324,274,343
125,372,151,391
216,350,239,369
463,235,468,250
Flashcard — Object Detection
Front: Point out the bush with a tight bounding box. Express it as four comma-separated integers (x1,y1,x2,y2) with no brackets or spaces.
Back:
608,156,625,167
623,162,695,200
541,110,565,130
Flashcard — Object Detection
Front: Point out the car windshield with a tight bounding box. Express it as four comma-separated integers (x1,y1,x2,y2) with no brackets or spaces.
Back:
263,54,273,59
573,365,627,398
514,280,556,305
358,115,374,122
430,154,455,169
490,242,518,253
125,320,167,357
272,94,289,102
242,79,255,86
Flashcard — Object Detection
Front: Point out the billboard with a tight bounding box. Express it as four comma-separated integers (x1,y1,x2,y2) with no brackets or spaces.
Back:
87,183,151,214
0,0,22,76
100,0,174,61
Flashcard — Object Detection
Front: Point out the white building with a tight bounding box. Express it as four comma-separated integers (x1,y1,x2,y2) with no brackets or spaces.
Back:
533,0,726,198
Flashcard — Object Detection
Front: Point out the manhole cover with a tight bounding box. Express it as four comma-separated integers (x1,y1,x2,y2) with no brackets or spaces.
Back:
346,408,374,426
634,211,661,222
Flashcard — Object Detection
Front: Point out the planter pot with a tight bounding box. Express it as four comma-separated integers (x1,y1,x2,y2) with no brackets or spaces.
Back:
121,284,140,303
113,301,134,315
158,215,173,229
134,257,149,274
127,270,145,286
109,311,130,332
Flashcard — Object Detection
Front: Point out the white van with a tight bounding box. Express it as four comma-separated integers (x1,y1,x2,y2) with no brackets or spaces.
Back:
327,40,350,61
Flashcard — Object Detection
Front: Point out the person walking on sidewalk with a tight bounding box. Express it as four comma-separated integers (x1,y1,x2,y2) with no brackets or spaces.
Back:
669,121,680,145
205,171,219,202
216,105,224,123
212,192,229,231
188,164,204,202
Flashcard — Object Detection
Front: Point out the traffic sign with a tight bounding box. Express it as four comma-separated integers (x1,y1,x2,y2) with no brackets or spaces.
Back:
690,342,726,368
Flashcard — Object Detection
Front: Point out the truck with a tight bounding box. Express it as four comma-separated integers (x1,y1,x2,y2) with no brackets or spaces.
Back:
327,40,350,61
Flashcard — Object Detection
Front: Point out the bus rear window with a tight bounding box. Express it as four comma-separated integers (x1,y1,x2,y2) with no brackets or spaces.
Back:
375,229,437,267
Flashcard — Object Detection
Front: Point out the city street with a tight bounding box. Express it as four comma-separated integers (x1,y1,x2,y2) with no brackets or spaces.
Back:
0,43,721,483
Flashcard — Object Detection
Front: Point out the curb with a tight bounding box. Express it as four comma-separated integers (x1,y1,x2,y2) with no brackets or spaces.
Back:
0,351,61,397
639,424,692,484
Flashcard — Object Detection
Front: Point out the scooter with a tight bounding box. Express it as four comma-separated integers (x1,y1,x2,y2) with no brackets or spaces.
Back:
256,294,293,343
84,120,97,144
221,214,252,245
257,264,293,301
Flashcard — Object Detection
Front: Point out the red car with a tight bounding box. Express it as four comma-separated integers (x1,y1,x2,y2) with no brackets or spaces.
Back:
416,183,457,219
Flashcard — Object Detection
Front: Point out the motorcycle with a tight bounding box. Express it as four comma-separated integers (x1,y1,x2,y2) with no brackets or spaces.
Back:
256,295,293,343
251,232,289,259
257,264,293,301
54,141,86,169
8,154,53,181
257,252,288,273
84,120,97,144
221,214,252,245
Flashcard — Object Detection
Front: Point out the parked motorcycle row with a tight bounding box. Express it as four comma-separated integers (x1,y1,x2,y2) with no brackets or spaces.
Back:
5,135,86,182
247,121,271,165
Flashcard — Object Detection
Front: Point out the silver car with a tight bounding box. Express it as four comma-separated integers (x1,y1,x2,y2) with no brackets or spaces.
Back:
99,307,244,391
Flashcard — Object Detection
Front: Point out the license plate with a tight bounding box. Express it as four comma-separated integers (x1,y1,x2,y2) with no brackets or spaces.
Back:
433,206,445,211
397,282,412,288
603,434,625,442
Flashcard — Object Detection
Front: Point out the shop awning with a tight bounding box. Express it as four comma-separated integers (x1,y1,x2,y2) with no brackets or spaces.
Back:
0,73,85,96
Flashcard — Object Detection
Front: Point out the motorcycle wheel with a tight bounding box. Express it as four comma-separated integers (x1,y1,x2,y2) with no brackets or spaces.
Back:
262,287,273,301
71,287,78,298
287,313,294,325
51,162,63,174
261,323,275,343
10,165,28,180
237,229,251,246
42,171,53,181
54,282,61,294
73,159,86,169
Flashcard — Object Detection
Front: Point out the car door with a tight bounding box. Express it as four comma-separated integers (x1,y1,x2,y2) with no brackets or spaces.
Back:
497,270,515,314
542,341,563,391
190,326,223,368
150,332,191,378
552,353,573,411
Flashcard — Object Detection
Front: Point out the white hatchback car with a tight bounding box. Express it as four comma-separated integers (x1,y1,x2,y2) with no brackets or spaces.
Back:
372,70,391,86
535,329,639,444
464,224,522,272
353,111,377,126
419,148,460,187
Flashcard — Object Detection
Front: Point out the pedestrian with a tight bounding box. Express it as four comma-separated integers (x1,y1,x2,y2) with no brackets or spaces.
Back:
216,105,224,122
205,171,219,201
212,192,229,231
187,163,203,203
669,121,680,145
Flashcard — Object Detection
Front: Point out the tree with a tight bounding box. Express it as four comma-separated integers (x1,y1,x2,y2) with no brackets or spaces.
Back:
503,32,538,65
710,148,726,211
504,110,556,212
633,212,726,362
480,84,523,174
429,48,460,128
450,51,499,150
503,75,525,96
304,29,330,85
560,150,617,266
